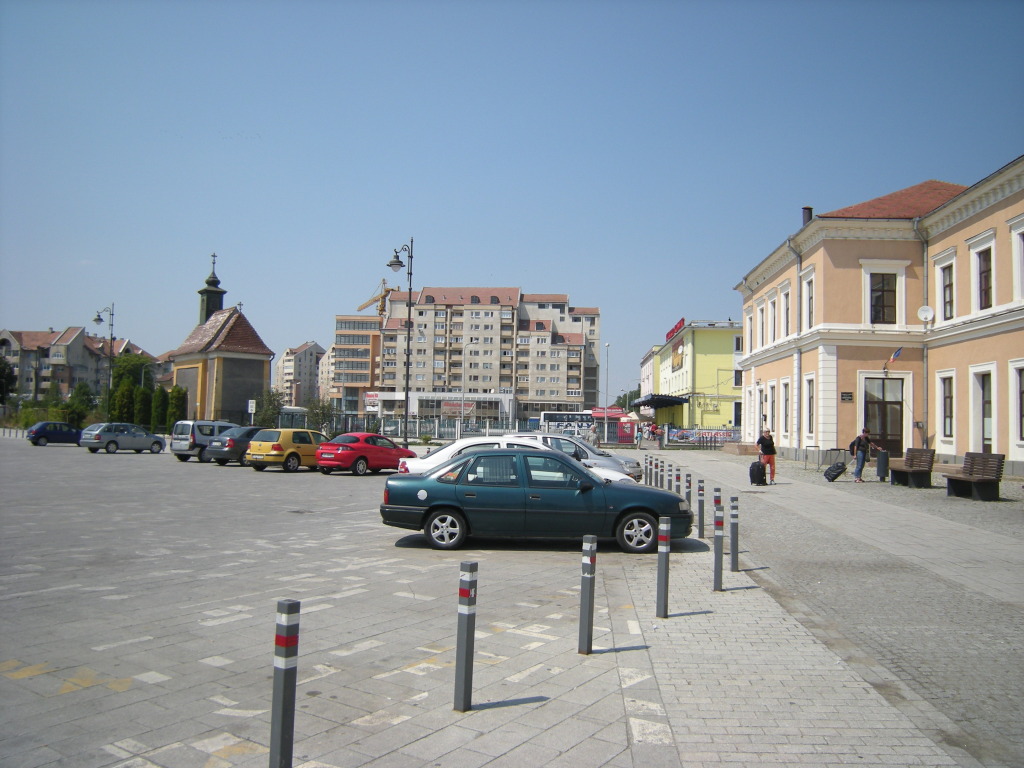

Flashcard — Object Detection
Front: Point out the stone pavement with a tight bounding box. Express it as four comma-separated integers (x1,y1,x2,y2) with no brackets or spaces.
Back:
2,437,1019,767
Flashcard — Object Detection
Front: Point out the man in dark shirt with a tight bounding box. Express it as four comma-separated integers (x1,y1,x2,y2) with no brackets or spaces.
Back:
756,428,777,484
851,428,881,483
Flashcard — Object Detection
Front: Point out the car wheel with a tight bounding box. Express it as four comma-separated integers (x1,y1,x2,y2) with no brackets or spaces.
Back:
239,455,250,467
37,437,48,447
104,441,119,454
151,442,163,454
616,511,658,554
282,454,300,473
352,457,369,476
424,509,467,550
319,466,333,475
175,454,190,462
88,447,99,453
197,447,211,463
252,464,266,471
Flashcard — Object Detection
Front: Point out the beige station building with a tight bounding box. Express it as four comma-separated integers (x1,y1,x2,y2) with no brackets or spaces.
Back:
736,155,1023,475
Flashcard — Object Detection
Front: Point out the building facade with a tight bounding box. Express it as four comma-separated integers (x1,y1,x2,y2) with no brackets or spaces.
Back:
275,341,325,407
736,155,1023,473
319,315,382,417
375,287,601,425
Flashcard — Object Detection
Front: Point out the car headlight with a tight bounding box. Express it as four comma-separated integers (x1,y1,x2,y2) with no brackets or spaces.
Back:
678,501,687,512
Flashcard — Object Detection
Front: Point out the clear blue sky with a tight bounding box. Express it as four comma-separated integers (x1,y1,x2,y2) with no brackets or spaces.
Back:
2,0,1021,400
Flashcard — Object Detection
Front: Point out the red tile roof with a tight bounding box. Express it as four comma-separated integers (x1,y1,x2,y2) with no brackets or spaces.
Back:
820,180,967,220
417,287,521,305
170,308,273,357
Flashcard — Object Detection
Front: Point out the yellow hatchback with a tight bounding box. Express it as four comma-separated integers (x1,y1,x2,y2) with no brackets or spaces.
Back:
247,428,328,472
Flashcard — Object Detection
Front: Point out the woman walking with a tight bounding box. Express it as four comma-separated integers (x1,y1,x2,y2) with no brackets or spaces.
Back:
756,428,777,484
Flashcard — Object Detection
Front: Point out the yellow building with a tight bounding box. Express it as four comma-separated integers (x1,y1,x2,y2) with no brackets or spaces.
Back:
637,318,743,430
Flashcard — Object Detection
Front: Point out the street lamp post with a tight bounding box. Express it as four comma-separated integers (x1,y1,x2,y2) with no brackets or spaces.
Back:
604,342,610,445
93,304,115,417
387,238,414,448
459,341,478,439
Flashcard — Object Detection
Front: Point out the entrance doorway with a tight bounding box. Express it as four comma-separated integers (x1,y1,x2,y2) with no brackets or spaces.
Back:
864,377,904,457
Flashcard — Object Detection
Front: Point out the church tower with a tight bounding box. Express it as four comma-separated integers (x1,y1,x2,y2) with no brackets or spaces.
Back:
198,253,227,324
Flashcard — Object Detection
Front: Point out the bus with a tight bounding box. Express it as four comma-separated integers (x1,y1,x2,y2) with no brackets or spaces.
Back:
537,410,594,436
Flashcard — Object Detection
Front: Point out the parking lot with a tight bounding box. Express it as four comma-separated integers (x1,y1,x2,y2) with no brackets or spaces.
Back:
0,437,1003,767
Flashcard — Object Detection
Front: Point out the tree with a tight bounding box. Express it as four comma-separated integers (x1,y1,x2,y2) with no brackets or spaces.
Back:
303,394,337,435
616,387,640,410
65,382,94,428
0,357,16,404
254,389,285,428
112,353,155,392
134,387,153,429
111,379,135,421
151,387,169,433
167,386,188,426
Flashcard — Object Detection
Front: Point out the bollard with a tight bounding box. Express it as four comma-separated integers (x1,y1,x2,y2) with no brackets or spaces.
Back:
270,599,300,768
454,562,478,712
729,496,740,573
697,479,705,539
578,536,597,655
643,455,650,484
685,473,692,508
713,491,724,592
656,517,671,619
674,467,682,495
659,459,665,489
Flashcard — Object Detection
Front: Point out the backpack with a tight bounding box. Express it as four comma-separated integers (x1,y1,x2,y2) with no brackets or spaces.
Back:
849,439,856,456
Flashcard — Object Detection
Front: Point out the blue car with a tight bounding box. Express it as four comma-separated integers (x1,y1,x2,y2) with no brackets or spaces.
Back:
380,448,691,553
27,421,81,446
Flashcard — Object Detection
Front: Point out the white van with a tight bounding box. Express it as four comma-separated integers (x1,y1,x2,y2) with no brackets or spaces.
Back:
170,420,239,462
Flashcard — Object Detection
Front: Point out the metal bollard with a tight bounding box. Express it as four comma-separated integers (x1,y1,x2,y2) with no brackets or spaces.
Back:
644,455,650,485
674,467,682,495
270,599,300,768
454,562,478,712
685,473,692,508
713,491,724,592
729,496,740,573
697,479,705,539
656,517,671,618
578,536,597,654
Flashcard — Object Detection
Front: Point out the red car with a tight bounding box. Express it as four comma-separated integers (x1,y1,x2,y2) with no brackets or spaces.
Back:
316,432,416,476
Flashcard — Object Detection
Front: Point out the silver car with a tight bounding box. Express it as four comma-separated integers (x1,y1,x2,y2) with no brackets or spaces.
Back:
509,432,643,480
80,423,166,454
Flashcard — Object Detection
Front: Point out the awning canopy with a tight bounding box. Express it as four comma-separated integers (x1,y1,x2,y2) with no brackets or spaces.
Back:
631,394,690,409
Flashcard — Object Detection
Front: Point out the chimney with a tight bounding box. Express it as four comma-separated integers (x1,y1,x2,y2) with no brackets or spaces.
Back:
802,206,813,226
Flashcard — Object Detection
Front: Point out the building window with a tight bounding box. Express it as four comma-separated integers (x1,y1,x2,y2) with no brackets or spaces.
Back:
768,384,776,431
941,265,954,320
870,273,897,324
757,306,765,347
977,247,992,310
806,378,814,434
734,369,742,387
941,376,954,438
782,291,790,336
805,278,814,328
769,299,777,342
782,382,789,434
734,335,742,353
1018,367,1024,441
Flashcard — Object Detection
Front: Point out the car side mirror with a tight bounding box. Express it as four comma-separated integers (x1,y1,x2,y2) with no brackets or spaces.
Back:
573,448,584,460
577,479,594,492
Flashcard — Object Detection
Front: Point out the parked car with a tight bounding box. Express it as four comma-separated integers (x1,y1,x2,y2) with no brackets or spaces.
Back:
508,432,643,480
316,432,416,476
80,423,165,454
170,420,239,462
247,428,328,472
380,448,691,553
205,426,265,466
398,435,636,483
26,421,81,446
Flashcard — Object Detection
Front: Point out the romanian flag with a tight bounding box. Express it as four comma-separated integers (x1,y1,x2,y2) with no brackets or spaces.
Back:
887,347,903,364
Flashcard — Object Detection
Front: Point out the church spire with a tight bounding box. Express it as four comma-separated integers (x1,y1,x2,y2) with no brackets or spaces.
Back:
198,252,227,323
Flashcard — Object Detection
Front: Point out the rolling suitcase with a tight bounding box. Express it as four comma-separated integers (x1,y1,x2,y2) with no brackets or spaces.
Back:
824,461,847,482
749,459,768,486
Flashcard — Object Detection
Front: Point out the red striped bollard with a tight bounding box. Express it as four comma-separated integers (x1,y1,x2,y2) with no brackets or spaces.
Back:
674,467,682,495
656,517,671,618
454,562,478,712
713,489,724,591
697,479,705,538
270,599,300,768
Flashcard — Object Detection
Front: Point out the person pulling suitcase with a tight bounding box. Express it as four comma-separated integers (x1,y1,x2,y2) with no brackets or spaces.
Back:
755,428,777,485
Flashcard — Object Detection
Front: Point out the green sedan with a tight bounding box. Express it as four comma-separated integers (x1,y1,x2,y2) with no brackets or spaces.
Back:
380,448,692,553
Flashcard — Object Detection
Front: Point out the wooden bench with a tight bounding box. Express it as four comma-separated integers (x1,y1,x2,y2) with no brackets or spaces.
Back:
941,452,1005,501
888,448,935,489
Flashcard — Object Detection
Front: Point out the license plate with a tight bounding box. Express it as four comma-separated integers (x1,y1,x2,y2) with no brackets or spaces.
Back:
321,453,334,458
251,454,263,460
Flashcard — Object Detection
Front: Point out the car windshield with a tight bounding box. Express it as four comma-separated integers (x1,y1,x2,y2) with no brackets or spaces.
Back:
220,427,248,438
253,430,280,441
331,435,360,444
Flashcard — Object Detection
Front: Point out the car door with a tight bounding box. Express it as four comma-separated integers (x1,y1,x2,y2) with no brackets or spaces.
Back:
523,454,608,537
369,435,401,469
455,453,526,536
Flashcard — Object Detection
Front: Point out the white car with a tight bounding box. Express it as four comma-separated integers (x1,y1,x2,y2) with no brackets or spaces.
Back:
507,432,643,480
398,436,636,483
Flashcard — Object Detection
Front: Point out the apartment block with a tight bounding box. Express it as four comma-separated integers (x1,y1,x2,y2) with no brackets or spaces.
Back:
320,315,382,416
275,341,325,408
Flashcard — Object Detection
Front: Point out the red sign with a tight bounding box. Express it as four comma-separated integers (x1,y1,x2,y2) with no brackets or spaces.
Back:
665,316,686,341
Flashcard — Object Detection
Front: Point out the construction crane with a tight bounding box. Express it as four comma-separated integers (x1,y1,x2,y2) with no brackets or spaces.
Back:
357,279,397,316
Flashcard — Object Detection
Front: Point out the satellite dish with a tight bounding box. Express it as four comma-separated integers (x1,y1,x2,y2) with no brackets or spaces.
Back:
917,306,935,323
